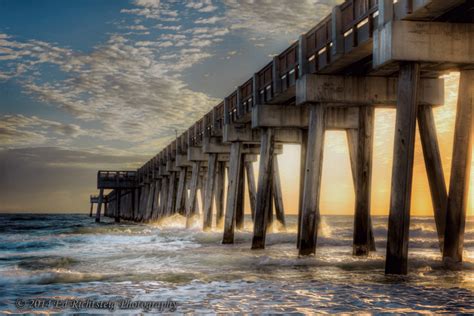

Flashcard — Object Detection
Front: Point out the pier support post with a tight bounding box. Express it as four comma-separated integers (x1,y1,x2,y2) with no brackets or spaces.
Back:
299,105,326,256
145,181,155,221
352,106,375,256
203,153,218,230
236,155,245,230
89,202,93,217
443,70,473,266
273,155,285,227
151,179,161,220
251,128,275,249
215,161,225,226
186,161,201,228
346,128,376,252
385,62,420,275
297,130,308,249
418,104,448,251
245,161,257,221
162,177,170,218
223,142,243,244
115,189,121,223
95,188,104,223
166,172,177,217
175,168,187,216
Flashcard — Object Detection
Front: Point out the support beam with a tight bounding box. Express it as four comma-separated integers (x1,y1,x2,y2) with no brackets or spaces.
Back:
245,161,257,221
236,155,245,230
353,106,375,256
186,161,201,228
251,129,275,249
418,104,448,252
443,70,473,266
203,154,218,231
160,177,169,219
223,142,243,244
385,62,420,275
95,188,104,223
346,128,376,252
299,105,326,256
215,161,225,226
273,155,285,227
145,181,155,221
115,189,121,223
166,172,177,217
175,168,187,216
297,130,308,249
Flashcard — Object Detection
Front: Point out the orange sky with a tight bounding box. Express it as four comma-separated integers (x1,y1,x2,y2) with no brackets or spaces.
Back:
242,72,473,217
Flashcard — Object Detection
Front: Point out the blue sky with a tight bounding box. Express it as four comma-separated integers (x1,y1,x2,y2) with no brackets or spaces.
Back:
0,0,339,212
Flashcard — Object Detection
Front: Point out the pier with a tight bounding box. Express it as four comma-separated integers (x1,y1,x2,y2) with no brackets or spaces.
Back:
92,0,473,275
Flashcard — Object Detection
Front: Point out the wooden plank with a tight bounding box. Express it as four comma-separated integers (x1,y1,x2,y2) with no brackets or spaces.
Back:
297,130,308,249
203,154,218,231
417,104,448,252
215,161,225,226
186,161,201,228
175,168,187,216
251,129,275,249
443,70,473,266
223,142,243,244
385,62,420,275
353,106,375,256
245,161,257,220
273,155,286,227
95,188,104,223
299,105,326,256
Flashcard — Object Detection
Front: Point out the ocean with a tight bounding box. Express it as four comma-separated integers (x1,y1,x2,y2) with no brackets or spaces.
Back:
0,214,473,314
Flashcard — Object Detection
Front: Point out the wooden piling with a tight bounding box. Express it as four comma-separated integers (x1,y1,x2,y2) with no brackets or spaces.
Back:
95,188,104,223
145,181,155,221
223,142,243,244
346,128,376,252
352,106,374,256
245,161,257,221
418,104,448,252
203,153,218,230
385,62,420,275
89,202,93,217
160,177,169,218
299,105,326,256
273,155,286,227
186,161,201,228
443,70,473,266
166,172,177,217
115,189,121,223
297,130,308,249
251,128,274,249
215,161,225,226
236,155,245,230
175,168,187,216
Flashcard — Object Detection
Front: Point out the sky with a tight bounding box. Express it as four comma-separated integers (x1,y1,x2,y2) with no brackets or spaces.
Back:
0,0,472,217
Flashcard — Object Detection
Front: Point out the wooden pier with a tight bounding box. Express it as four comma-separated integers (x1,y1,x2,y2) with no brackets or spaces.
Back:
91,0,474,275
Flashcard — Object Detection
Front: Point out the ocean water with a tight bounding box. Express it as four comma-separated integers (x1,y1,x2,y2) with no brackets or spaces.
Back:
0,213,473,314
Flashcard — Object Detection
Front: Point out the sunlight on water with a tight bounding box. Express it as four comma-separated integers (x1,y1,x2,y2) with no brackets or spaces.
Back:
0,214,473,313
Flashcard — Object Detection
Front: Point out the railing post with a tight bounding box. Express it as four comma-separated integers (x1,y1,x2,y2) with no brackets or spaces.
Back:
332,6,344,57
298,35,309,76
272,56,282,95
252,73,259,106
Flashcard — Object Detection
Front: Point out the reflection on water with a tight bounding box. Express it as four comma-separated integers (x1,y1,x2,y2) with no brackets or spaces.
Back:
0,214,473,313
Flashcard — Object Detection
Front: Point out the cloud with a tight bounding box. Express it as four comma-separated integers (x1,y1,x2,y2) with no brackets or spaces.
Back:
0,115,85,148
223,0,341,36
